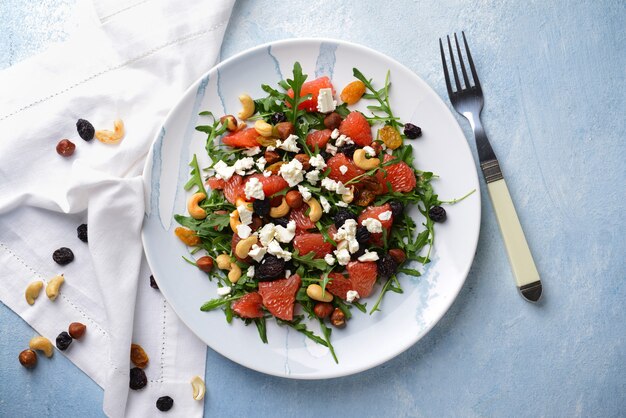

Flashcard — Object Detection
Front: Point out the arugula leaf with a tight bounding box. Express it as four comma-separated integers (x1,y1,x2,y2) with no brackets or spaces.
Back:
292,250,329,271
184,154,206,195
254,317,268,344
352,68,402,129
200,296,239,312
283,62,310,125
318,319,338,363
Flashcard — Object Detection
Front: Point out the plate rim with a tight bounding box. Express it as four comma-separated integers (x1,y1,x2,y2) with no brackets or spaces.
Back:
141,37,482,379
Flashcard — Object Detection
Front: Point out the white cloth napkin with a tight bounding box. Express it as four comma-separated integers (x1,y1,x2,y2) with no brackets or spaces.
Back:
0,0,234,416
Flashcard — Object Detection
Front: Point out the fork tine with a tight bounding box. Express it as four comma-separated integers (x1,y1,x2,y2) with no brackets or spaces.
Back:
462,31,481,89
446,35,461,92
454,33,470,88
439,38,453,97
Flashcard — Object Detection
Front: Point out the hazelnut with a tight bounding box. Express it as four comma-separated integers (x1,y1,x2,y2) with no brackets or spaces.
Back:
313,302,334,318
285,190,304,209
219,115,238,131
294,154,311,170
264,150,281,165
56,139,76,157
196,256,214,272
68,322,87,339
19,349,37,368
389,248,407,264
330,308,346,328
275,122,295,140
323,112,342,130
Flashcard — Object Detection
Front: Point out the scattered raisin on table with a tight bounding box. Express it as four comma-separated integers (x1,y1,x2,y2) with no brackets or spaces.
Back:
403,123,422,139
156,396,174,411
256,254,285,281
56,139,76,157
429,206,447,223
334,208,357,229
76,119,95,141
130,343,150,368
149,275,159,290
56,331,73,351
129,367,148,390
377,254,398,280
77,224,88,243
52,247,74,265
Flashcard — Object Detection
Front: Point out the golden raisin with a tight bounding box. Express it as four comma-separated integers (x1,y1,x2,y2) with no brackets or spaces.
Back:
174,227,201,246
340,80,366,104
130,343,149,369
266,161,285,175
256,137,277,147
355,189,376,207
379,125,403,150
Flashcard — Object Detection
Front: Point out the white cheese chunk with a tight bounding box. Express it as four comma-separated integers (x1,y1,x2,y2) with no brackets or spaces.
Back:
378,210,393,221
320,196,331,213
277,134,301,153
339,165,348,175
309,154,327,170
247,265,255,278
243,146,261,156
234,157,255,175
256,156,267,171
316,88,337,113
325,143,338,156
346,290,360,303
330,129,340,140
248,244,267,262
362,217,383,233
298,185,312,201
244,177,265,200
258,223,276,246
324,254,336,266
267,239,292,261
274,220,296,243
363,146,376,157
236,224,252,239
217,286,232,297
278,159,304,187
334,248,351,266
357,250,380,262
237,204,253,226
305,169,321,185
213,160,235,180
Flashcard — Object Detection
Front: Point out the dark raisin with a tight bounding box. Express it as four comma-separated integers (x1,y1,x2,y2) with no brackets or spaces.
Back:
129,367,148,390
256,254,285,281
318,150,330,161
270,112,287,124
77,224,88,243
403,123,422,139
156,396,174,411
253,199,271,217
389,201,404,219
149,275,159,290
377,254,398,280
334,208,357,229
355,226,371,244
429,205,447,223
55,331,73,351
337,143,357,159
273,217,290,228
76,119,95,141
52,247,74,265
351,247,366,260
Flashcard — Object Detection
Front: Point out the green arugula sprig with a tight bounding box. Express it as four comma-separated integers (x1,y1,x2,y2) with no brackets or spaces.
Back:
279,62,311,126
353,68,402,130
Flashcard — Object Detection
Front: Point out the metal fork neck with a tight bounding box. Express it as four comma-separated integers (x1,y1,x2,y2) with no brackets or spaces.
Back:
464,112,497,163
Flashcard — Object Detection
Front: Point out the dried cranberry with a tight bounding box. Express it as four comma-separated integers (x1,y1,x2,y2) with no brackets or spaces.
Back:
129,367,147,390
404,123,422,139
56,139,75,157
256,254,285,281
389,201,404,219
52,247,74,265
156,396,174,411
355,226,370,244
77,224,88,243
149,275,159,290
270,112,287,124
55,331,73,351
337,143,357,159
253,199,270,217
377,254,398,280
429,206,447,223
76,119,95,141
333,208,357,229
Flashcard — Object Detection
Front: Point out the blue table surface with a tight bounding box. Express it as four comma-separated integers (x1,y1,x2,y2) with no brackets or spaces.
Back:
1,1,624,417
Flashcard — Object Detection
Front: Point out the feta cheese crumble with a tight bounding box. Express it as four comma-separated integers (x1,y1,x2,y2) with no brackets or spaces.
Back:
213,160,235,180
276,134,300,153
236,224,252,239
324,254,336,266
334,248,351,266
319,196,331,213
298,185,312,201
256,156,267,171
244,177,265,200
267,239,292,261
234,157,255,175
336,201,348,207
339,165,348,175
305,169,321,185
321,177,349,195
309,154,327,170
279,159,304,187
248,244,267,262
258,223,276,246
275,220,296,243
362,217,383,233
363,146,376,157
316,87,337,113
325,143,338,155
378,210,392,221
330,129,340,140
247,265,255,278
216,286,232,297
346,290,360,303
243,146,261,156
335,134,354,147
237,204,253,226
357,250,380,262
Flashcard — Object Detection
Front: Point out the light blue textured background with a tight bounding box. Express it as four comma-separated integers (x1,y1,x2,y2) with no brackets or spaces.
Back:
1,0,624,417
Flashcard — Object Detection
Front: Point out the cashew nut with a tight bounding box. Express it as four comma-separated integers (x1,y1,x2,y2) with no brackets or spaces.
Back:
353,148,380,170
235,198,253,212
95,119,125,144
238,94,255,120
235,235,258,259
29,336,54,357
306,284,333,302
190,375,206,401
216,254,232,270
45,274,65,301
341,187,355,204
187,192,207,220
24,281,43,305
228,263,242,283
305,197,322,223
229,209,241,232
270,197,290,218
254,119,273,137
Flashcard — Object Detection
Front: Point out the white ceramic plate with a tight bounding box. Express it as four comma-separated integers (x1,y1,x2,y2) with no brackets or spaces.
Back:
142,38,481,379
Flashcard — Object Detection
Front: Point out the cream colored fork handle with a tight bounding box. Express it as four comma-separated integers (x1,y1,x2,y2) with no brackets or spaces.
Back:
487,178,542,302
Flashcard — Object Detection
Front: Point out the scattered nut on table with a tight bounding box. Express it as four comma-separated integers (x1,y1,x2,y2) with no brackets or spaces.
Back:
130,343,149,369
29,336,54,357
95,119,125,144
45,274,65,301
68,322,86,339
19,349,37,368
24,281,44,305
190,375,206,401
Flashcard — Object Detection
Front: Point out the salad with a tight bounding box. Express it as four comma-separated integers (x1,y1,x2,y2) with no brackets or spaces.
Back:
174,63,465,362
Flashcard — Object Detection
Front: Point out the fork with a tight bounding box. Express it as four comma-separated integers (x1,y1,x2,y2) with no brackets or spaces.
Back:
439,32,542,302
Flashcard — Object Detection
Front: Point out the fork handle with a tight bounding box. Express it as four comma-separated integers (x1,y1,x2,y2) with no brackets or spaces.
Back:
484,173,542,302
